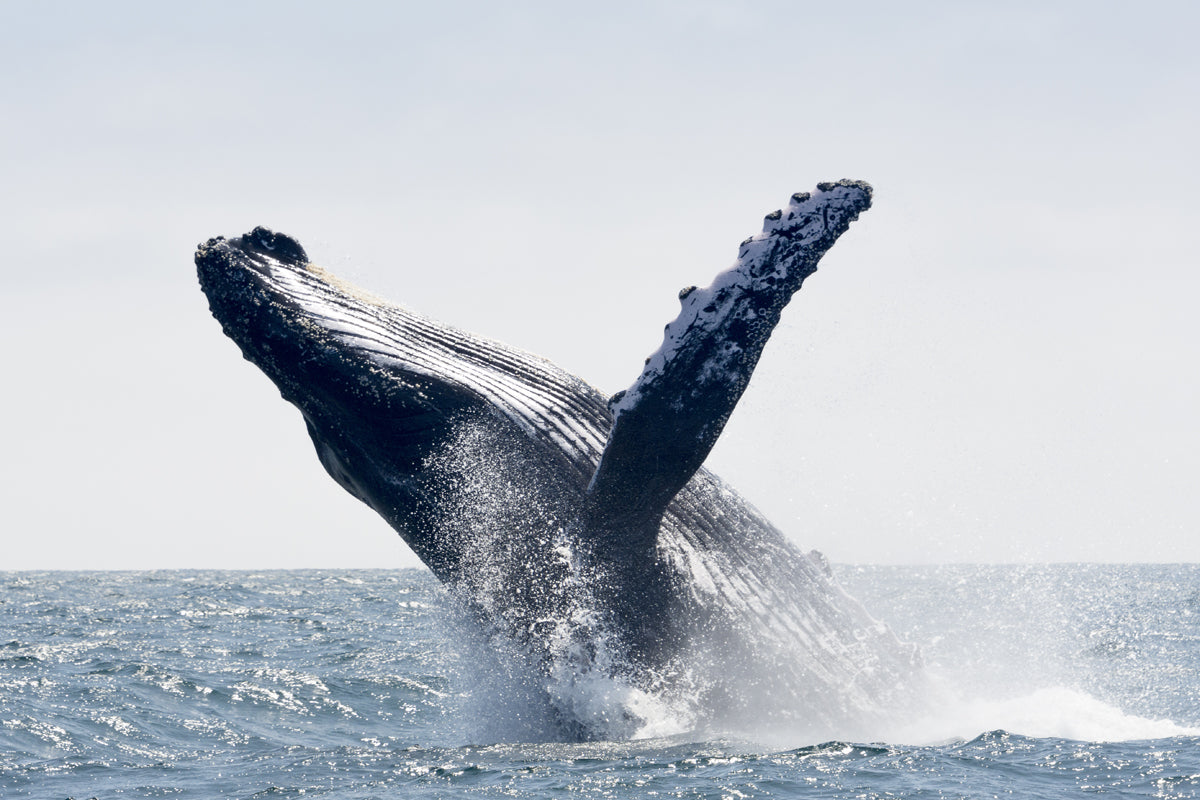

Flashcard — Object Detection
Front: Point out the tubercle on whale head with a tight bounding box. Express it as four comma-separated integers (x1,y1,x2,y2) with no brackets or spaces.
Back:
240,227,310,264
193,229,314,365
195,230,426,499
194,227,308,269
195,231,313,373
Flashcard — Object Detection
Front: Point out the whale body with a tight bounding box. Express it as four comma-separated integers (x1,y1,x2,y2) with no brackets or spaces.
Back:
196,181,920,738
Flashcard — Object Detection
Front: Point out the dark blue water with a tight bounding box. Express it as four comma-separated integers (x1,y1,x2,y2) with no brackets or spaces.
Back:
2,565,1198,798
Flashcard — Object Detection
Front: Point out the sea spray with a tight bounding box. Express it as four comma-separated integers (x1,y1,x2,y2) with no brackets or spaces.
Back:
836,564,1200,746
421,419,689,740
414,415,931,741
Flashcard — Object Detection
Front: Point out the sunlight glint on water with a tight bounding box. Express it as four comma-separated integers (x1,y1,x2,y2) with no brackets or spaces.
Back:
1,565,1198,798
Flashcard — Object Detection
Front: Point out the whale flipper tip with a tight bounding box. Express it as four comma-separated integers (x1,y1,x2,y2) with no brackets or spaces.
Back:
586,181,874,555
816,179,873,201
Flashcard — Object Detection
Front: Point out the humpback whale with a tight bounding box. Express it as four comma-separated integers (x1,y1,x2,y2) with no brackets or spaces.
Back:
196,180,920,738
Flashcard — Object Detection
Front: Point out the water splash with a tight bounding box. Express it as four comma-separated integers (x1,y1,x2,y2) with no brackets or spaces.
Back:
420,419,726,741
420,418,927,743
833,564,1200,748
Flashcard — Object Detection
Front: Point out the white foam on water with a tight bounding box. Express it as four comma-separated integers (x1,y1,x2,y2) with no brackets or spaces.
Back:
878,683,1200,745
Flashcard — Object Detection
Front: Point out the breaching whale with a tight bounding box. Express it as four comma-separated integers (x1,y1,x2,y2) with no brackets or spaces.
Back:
196,180,920,738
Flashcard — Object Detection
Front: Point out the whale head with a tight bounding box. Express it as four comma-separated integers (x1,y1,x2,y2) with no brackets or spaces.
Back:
195,227,607,583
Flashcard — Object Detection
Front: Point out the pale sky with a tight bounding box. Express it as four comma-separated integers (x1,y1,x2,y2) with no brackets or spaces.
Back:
3,1,1197,569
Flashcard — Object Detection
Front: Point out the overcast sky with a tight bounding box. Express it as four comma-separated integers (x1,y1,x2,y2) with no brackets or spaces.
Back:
3,1,1197,569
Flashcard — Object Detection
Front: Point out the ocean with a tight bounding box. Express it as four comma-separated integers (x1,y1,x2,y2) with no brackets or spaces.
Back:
2,564,1197,798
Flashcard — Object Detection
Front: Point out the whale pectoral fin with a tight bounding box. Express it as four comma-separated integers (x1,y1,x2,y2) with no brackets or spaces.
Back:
583,181,873,557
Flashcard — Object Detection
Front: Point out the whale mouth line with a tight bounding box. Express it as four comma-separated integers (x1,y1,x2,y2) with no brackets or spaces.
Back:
196,181,922,739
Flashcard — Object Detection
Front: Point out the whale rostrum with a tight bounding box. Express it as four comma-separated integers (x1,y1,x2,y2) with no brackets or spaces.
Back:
196,180,920,737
